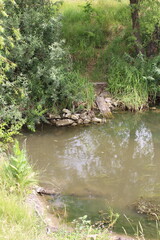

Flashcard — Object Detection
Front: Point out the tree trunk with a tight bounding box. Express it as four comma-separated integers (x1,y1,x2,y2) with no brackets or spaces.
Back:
130,0,143,54
146,24,160,57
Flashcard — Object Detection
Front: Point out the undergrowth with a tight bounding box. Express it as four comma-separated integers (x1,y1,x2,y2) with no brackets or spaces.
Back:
61,0,160,110
61,0,130,79
107,54,160,110
53,215,110,240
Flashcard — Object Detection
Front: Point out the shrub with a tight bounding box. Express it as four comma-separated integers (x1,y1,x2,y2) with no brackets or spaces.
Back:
0,0,94,137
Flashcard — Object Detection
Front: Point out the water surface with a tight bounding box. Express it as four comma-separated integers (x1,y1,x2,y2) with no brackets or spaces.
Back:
20,111,160,237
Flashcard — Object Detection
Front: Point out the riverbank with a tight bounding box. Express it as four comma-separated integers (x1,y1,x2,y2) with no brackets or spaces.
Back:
15,111,160,240
0,146,136,240
2,113,160,239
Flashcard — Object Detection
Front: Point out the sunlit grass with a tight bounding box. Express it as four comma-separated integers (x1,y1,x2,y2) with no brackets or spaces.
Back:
0,143,44,240
0,191,44,240
60,0,131,80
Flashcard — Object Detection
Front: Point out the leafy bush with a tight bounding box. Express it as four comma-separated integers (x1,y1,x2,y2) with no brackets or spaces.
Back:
0,0,94,139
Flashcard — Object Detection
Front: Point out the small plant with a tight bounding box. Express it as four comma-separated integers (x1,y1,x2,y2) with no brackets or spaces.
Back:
53,215,110,240
3,140,37,193
72,215,91,231
83,0,95,20
94,207,120,229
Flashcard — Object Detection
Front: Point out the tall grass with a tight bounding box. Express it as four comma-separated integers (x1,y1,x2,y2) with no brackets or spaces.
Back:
107,54,160,110
0,191,45,240
61,0,130,80
108,57,148,110
61,0,160,110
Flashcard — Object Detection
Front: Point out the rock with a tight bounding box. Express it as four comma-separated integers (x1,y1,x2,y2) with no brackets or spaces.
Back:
86,234,98,240
50,119,56,124
93,82,107,95
48,114,61,119
88,110,95,118
110,233,135,240
96,96,113,118
84,119,91,124
92,117,102,123
80,112,87,120
77,119,84,124
102,118,107,123
65,113,72,118
62,108,71,114
99,91,111,98
72,122,78,126
36,187,57,196
105,97,112,103
62,113,72,118
56,119,74,127
71,114,79,121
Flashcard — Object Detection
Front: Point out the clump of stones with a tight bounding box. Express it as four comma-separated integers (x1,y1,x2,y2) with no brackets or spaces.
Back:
47,83,119,127
47,109,106,127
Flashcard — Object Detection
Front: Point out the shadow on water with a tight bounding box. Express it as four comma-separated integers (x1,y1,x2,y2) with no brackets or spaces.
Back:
19,111,160,238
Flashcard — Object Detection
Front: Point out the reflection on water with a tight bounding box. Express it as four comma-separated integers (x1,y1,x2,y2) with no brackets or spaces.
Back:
20,112,160,208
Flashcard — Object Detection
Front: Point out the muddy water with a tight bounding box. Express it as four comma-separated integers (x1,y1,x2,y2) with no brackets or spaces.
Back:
20,111,160,237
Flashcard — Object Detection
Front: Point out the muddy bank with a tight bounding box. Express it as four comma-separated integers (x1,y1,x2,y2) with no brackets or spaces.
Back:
26,186,136,240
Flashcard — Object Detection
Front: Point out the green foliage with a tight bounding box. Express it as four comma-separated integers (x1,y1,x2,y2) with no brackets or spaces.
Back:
0,0,16,83
0,0,22,146
0,0,94,141
108,54,160,110
2,140,37,193
59,72,95,110
139,0,160,47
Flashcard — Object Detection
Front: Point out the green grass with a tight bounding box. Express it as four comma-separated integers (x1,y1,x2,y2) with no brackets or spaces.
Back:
61,0,130,81
60,0,160,110
0,190,46,240
107,55,148,110
0,143,45,240
107,54,160,110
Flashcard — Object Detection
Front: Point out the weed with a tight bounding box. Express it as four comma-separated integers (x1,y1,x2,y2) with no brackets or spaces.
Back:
1,140,37,194
53,215,110,240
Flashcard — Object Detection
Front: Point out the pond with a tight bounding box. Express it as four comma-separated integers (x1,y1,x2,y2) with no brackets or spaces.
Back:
20,111,160,238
